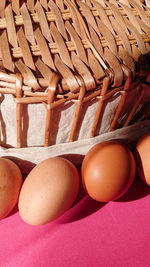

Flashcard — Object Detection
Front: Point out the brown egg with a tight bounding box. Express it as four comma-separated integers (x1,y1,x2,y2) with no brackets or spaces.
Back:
0,158,23,219
135,132,150,185
18,157,79,225
81,141,136,202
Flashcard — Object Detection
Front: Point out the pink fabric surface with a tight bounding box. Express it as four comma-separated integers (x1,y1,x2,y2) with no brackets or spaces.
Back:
0,173,150,267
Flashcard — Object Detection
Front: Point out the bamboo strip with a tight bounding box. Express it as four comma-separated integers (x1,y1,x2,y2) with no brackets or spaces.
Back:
24,91,48,97
44,74,59,147
14,96,48,104
90,76,110,138
0,87,16,94
123,87,145,127
0,7,149,29
16,73,23,148
110,76,132,131
0,81,31,91
8,33,150,60
69,78,85,142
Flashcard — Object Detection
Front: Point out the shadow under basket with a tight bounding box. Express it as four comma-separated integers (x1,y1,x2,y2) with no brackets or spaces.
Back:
0,0,150,150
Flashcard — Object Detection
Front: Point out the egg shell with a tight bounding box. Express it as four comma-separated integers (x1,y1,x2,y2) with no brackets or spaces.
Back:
81,141,136,202
18,157,80,226
135,132,150,185
0,158,23,219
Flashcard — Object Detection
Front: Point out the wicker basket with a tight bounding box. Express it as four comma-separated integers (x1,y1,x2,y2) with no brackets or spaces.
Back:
0,0,150,149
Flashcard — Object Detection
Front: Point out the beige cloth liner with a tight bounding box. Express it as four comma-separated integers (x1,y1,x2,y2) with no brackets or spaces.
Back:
0,120,150,174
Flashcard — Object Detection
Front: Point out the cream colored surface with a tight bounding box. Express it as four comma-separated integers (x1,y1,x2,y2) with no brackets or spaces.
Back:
0,120,150,172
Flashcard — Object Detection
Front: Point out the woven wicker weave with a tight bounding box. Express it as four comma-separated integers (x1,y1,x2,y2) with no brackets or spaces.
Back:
0,0,150,148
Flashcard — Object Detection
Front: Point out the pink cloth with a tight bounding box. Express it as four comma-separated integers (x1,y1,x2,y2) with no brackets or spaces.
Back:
0,174,150,267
